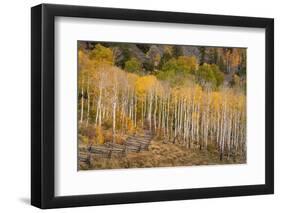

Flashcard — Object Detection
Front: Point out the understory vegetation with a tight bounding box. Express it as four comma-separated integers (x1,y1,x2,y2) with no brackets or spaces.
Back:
79,140,245,170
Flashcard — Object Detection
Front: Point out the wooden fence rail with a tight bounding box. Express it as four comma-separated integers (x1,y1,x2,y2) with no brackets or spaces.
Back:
79,132,154,165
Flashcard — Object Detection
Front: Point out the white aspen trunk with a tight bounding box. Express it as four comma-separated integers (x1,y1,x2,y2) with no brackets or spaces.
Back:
130,91,134,122
232,111,237,152
196,104,200,146
219,109,223,159
227,111,232,159
183,100,187,144
144,95,147,124
179,97,183,139
112,101,116,143
201,106,205,149
148,91,153,131
174,97,177,140
86,77,90,126
128,91,132,122
186,103,191,148
158,97,162,134
191,94,195,144
80,76,84,123
235,111,240,152
154,92,157,132
205,112,209,149
177,98,179,139
112,80,118,143
220,99,227,160
216,111,220,146
205,95,210,149
162,96,166,137
95,81,103,126
134,94,137,128
102,101,106,120
99,103,102,127
141,100,144,128
166,95,170,140
191,109,194,143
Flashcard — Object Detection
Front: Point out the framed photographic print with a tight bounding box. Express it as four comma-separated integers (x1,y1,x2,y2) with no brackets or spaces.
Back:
31,3,274,209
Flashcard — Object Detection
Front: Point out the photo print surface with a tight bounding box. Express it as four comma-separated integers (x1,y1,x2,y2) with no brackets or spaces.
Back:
78,41,246,170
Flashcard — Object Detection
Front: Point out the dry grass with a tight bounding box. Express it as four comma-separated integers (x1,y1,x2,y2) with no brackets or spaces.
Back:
79,140,246,170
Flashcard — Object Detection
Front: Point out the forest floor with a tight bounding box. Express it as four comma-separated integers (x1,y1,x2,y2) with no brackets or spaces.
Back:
79,139,246,170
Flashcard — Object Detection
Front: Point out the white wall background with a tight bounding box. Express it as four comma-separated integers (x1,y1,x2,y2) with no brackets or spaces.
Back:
0,0,279,212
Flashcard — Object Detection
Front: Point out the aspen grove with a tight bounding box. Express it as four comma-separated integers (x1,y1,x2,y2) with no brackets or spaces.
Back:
78,42,246,166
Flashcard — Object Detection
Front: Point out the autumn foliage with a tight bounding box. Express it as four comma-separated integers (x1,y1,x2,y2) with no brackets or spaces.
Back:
78,43,246,162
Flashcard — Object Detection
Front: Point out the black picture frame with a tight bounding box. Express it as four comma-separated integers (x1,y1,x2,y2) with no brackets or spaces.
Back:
31,3,274,209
